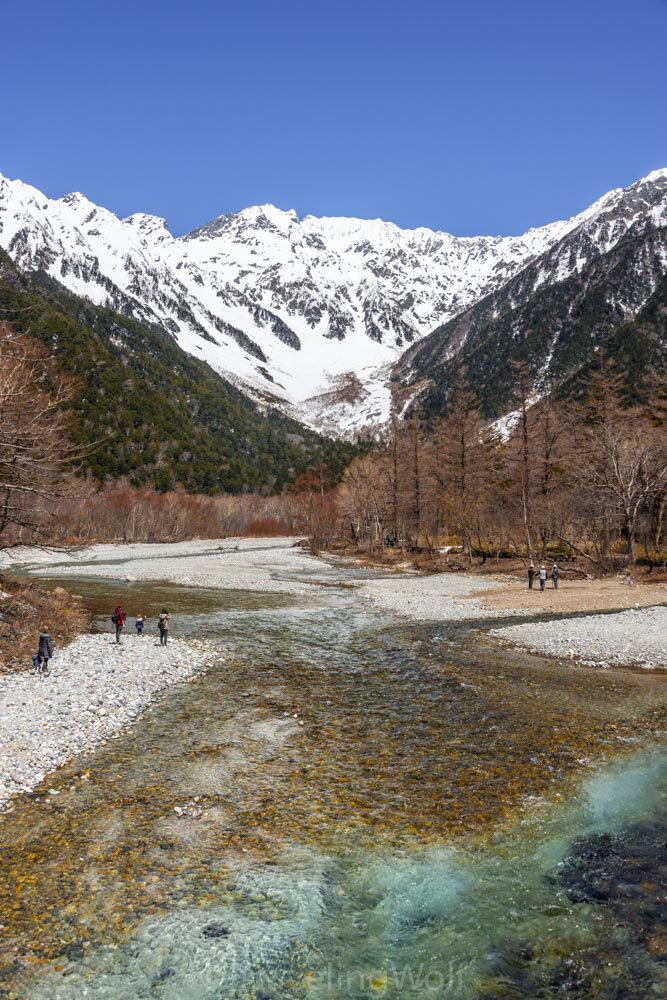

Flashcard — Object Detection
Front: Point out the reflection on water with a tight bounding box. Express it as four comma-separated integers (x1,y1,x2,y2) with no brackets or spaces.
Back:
0,565,665,998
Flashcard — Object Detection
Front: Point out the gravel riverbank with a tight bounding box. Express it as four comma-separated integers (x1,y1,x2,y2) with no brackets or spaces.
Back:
355,565,666,669
357,572,524,621
0,633,209,808
0,539,330,809
490,606,667,669
0,538,334,596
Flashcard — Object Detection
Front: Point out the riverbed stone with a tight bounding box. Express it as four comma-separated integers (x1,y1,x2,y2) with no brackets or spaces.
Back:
0,634,209,809
490,606,667,669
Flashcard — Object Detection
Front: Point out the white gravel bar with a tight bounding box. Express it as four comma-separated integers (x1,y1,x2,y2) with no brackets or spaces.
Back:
0,537,335,596
357,572,521,621
0,633,207,808
490,606,667,669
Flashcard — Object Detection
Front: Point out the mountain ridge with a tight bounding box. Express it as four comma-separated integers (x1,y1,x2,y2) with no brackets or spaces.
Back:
397,218,667,422
0,248,359,492
1,168,666,434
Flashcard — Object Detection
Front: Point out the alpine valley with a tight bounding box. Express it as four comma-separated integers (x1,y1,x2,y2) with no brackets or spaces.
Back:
1,168,666,439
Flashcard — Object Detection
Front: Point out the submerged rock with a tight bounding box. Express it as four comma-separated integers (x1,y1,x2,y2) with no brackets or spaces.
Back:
201,922,231,939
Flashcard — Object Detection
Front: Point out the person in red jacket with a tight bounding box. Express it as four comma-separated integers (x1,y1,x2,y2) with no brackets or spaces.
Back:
112,605,126,644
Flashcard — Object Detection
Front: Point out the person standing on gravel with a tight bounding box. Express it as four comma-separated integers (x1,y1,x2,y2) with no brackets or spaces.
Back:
157,608,170,646
528,563,535,589
112,606,126,644
32,626,53,676
539,565,547,591
551,562,559,589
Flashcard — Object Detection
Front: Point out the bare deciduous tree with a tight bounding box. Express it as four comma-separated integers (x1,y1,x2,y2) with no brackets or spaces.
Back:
577,416,667,565
0,325,80,547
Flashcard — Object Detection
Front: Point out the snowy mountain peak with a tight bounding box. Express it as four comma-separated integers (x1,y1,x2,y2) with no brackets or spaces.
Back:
0,172,50,212
57,191,117,224
245,203,299,226
59,191,93,206
123,212,172,243
641,167,667,184
184,203,299,243
0,167,665,436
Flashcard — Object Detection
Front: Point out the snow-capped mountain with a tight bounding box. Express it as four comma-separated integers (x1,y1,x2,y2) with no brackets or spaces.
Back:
397,216,667,424
0,168,665,434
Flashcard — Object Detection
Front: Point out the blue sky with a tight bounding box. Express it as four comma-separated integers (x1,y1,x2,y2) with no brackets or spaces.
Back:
1,0,666,236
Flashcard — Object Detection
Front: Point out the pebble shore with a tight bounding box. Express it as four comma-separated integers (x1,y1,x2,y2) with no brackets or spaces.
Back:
0,632,209,808
490,606,667,669
358,572,522,620
0,538,336,595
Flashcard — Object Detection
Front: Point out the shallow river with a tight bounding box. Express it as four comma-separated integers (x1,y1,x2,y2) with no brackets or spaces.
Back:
1,554,665,998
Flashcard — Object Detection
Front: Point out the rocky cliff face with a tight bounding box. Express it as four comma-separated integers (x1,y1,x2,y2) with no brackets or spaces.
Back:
1,168,665,434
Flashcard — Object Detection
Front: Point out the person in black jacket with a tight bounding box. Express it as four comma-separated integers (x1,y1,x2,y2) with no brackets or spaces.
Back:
34,627,53,676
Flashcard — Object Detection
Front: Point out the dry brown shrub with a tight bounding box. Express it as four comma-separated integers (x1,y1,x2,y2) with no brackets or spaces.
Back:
0,582,90,673
244,518,292,537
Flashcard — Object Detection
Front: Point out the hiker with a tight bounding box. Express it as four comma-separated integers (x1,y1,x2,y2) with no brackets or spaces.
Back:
551,562,559,589
528,563,535,589
157,608,170,646
539,565,547,591
135,614,145,636
31,626,53,676
112,605,126,643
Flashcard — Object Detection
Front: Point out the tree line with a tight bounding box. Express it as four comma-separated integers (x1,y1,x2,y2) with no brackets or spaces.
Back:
0,257,361,497
337,365,666,569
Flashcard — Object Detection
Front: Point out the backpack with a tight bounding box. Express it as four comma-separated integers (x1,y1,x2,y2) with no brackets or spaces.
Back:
111,611,120,624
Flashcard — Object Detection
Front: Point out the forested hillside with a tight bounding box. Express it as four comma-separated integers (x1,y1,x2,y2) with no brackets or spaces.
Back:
398,222,667,420
0,251,359,493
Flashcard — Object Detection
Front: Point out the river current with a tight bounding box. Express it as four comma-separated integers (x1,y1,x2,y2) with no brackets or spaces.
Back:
1,553,665,998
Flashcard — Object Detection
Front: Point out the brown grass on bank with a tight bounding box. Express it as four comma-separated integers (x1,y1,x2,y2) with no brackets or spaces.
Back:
333,542,667,615
0,582,90,674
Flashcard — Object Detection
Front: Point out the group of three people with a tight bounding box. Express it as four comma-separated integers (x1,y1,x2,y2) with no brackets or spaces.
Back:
528,562,559,591
112,607,171,645
30,605,172,678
